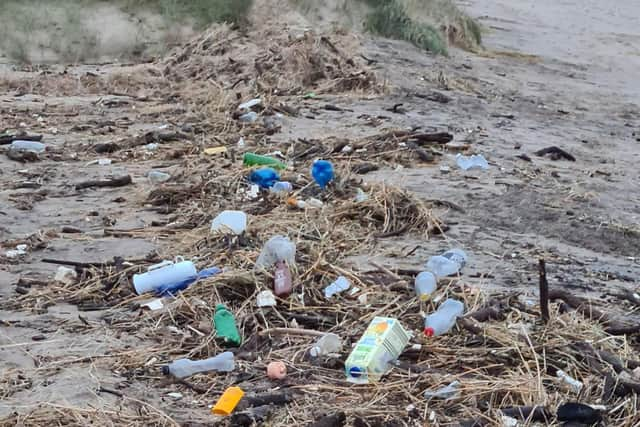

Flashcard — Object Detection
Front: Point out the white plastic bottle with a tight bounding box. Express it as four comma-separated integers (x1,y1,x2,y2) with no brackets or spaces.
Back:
310,333,342,357
162,352,235,379
423,299,464,337
426,248,468,278
415,271,437,301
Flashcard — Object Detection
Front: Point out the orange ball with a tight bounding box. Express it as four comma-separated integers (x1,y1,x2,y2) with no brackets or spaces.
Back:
266,361,287,380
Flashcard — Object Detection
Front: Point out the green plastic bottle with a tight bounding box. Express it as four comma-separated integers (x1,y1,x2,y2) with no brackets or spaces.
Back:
243,152,286,170
213,304,242,346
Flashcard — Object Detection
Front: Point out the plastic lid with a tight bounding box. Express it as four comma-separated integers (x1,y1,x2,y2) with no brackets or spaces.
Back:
349,366,363,378
212,386,244,416
424,327,434,337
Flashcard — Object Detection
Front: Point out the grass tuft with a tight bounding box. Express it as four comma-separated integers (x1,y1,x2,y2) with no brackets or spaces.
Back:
364,0,447,55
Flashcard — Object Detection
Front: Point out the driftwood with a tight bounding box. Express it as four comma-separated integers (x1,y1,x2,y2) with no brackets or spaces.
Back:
548,289,640,335
75,175,132,190
534,146,576,161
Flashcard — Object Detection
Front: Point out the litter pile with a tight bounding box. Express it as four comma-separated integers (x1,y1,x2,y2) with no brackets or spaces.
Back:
2,19,640,427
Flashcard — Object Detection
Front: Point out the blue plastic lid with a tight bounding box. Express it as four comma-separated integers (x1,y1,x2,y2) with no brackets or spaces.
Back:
349,366,363,378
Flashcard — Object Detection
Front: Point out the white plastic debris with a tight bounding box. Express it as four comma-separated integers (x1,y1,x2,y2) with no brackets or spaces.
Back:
501,415,519,427
166,392,183,400
354,188,369,203
424,380,460,400
324,276,351,298
5,244,28,258
256,290,277,307
237,137,246,148
54,266,78,285
210,210,247,235
456,153,489,170
239,111,258,123
238,98,261,111
141,298,165,311
148,170,171,184
556,369,583,393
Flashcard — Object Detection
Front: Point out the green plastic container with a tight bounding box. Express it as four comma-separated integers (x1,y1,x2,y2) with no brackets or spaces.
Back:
213,304,242,346
243,152,286,170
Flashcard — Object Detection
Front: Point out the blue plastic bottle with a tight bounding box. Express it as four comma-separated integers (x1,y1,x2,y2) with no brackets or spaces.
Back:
249,168,280,189
311,160,334,189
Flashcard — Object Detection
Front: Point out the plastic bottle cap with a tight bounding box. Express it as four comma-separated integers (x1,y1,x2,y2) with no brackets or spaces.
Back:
424,327,435,337
212,386,244,416
161,365,170,375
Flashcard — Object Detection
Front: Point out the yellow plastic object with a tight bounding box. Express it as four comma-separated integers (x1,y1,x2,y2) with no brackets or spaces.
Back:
212,386,244,416
204,146,228,155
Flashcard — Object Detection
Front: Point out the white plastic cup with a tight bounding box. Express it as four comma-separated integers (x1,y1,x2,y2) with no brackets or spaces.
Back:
133,259,197,295
211,210,247,235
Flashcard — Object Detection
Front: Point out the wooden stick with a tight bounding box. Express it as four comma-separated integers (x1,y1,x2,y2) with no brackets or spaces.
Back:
75,175,132,190
539,259,549,323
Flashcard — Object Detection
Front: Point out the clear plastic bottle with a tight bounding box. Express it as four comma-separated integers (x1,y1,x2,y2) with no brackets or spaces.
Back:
324,276,350,298
10,140,46,153
270,181,293,194
148,170,171,184
423,299,464,337
162,352,235,379
415,271,437,301
426,248,468,278
309,333,342,357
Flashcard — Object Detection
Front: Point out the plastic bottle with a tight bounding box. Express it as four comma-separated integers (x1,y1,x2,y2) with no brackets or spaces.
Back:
310,333,342,357
155,266,221,296
249,168,280,189
414,271,437,301
162,352,235,379
243,153,286,170
211,210,247,235
311,160,334,189
456,153,489,170
10,140,45,153
255,235,296,270
148,170,171,184
425,248,467,278
133,259,197,295
324,276,350,298
270,181,293,195
556,369,583,393
273,260,292,297
214,304,242,346
423,299,465,337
